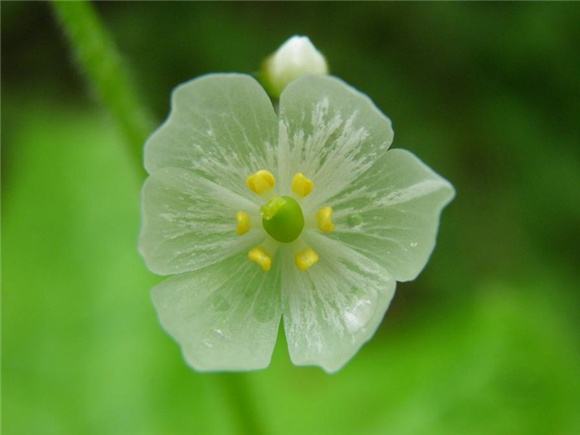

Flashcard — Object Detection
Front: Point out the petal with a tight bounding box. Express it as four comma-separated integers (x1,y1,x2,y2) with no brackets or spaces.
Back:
277,75,394,207
145,74,278,200
282,232,396,373
152,252,282,372
139,167,264,275
328,149,455,282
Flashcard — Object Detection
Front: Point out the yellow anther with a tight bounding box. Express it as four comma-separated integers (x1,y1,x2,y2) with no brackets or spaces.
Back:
292,172,314,197
317,206,335,233
236,211,250,235
246,170,275,195
295,247,319,271
248,246,273,271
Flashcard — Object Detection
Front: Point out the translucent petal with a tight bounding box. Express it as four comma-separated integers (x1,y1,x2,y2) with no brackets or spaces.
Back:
282,232,396,373
145,74,278,200
152,252,282,371
277,75,394,209
328,149,455,282
139,167,264,275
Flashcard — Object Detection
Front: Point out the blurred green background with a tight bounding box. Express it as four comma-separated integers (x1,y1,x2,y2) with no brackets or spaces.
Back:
3,2,580,434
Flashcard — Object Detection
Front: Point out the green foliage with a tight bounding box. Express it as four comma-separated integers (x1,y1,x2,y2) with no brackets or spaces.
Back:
51,0,153,176
2,2,579,434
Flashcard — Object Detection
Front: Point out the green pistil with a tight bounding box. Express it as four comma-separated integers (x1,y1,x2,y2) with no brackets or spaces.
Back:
261,196,304,243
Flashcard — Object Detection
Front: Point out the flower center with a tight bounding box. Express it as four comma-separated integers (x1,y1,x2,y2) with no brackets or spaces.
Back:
261,196,304,243
237,169,335,272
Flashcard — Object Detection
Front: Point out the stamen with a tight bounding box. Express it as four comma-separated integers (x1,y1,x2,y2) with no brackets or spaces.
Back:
246,170,275,195
295,247,319,271
317,206,335,233
248,246,273,271
236,211,250,235
292,173,314,197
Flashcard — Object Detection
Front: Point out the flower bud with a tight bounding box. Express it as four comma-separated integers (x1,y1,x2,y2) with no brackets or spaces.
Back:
261,36,328,98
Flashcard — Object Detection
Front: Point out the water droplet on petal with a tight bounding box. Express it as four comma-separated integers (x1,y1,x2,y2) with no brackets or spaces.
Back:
342,297,375,334
347,213,363,229
213,329,227,340
202,338,214,348
211,295,231,312
253,300,274,323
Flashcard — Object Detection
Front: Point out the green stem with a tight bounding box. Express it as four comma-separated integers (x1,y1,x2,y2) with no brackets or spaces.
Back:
215,374,266,435
51,0,153,177
53,4,267,433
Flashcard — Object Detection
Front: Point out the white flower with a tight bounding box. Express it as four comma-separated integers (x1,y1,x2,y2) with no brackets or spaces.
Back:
262,36,328,98
139,73,454,373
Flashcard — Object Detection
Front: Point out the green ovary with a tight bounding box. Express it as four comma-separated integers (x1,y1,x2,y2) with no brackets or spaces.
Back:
261,196,304,243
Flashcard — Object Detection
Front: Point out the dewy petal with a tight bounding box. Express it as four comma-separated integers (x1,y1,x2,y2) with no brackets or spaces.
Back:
152,251,282,371
145,74,278,200
277,75,394,208
282,232,396,373
328,149,455,282
139,167,264,275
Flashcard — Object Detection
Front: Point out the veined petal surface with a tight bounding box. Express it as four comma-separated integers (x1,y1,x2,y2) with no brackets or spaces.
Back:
282,232,396,373
145,74,278,200
328,149,455,282
277,75,394,210
140,167,264,275
152,252,282,371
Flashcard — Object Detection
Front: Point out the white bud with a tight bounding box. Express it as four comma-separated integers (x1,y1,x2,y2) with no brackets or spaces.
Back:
262,36,328,98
